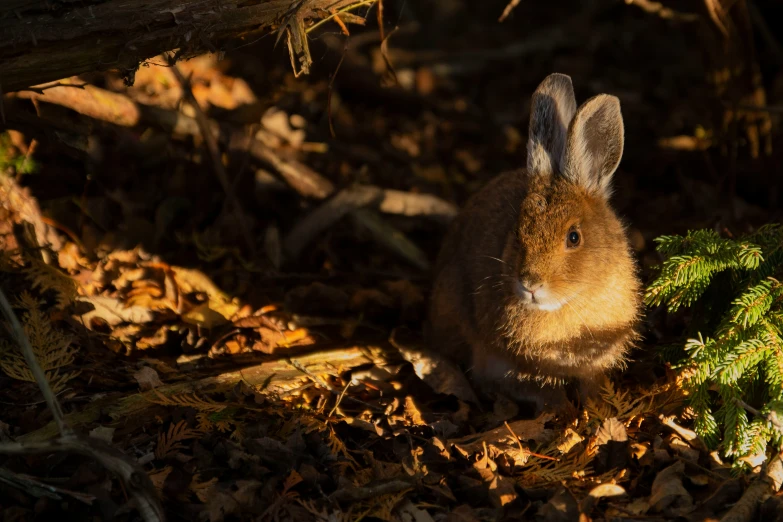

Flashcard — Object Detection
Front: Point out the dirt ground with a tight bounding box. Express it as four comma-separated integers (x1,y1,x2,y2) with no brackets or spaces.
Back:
1,0,782,521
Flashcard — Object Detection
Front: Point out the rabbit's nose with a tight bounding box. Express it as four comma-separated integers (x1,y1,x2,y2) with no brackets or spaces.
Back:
520,280,544,295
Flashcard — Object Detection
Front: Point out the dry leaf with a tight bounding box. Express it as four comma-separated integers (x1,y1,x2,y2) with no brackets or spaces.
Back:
396,499,435,522
76,295,154,327
57,242,89,272
487,473,517,508
134,366,163,391
450,413,554,467
89,426,115,444
648,461,693,515
397,345,479,403
557,428,584,454
580,483,626,513
148,466,173,492
170,265,240,322
669,436,700,462
260,107,306,148
596,417,628,444
182,301,230,328
537,487,579,522
595,417,629,473
203,480,263,522
404,396,431,426
443,505,480,522
190,475,219,503
253,326,315,353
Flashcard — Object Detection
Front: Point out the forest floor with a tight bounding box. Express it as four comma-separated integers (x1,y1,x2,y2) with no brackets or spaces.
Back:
1,0,783,521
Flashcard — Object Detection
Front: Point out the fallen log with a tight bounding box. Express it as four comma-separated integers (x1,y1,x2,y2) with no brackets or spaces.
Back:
0,0,365,93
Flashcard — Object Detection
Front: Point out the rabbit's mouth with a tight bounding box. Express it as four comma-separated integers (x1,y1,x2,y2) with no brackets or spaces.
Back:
513,280,563,311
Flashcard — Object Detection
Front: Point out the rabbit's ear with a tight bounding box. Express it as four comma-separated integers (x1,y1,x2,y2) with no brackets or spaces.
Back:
563,94,624,197
527,73,577,177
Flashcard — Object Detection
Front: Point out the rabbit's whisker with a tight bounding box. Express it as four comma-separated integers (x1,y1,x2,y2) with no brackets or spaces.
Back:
479,255,508,265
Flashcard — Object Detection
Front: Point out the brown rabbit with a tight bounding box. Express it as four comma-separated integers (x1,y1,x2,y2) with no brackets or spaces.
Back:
428,73,642,411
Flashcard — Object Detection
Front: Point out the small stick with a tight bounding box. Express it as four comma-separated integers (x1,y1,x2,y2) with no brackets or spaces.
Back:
288,358,383,412
328,382,351,418
504,422,559,462
329,478,413,503
624,0,699,22
0,288,69,436
0,287,165,521
165,53,256,257
659,414,708,451
721,453,783,522
733,398,783,431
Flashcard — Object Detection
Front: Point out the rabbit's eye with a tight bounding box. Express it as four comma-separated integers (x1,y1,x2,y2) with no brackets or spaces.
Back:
567,230,581,248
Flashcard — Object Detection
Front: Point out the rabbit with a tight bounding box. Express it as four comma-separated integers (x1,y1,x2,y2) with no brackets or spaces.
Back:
428,73,642,412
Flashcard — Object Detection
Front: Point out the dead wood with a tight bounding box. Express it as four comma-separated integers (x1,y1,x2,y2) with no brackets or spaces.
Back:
0,286,165,522
18,345,381,443
720,453,783,522
166,56,257,256
0,0,360,93
8,81,457,229
7,80,332,198
283,185,457,259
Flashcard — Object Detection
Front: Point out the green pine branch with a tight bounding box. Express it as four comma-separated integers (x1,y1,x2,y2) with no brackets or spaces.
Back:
645,224,783,467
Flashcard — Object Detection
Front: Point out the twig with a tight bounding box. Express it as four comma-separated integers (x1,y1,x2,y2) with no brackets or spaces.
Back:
307,0,376,34
499,0,522,22
703,0,730,38
735,103,783,115
14,79,139,126
720,453,783,522
733,398,783,431
0,287,69,435
624,0,699,22
0,174,64,258
351,208,431,270
243,137,335,199
165,54,256,257
0,286,165,522
288,357,384,412
748,1,783,62
0,438,164,520
327,39,348,138
329,478,414,502
284,186,383,258
504,421,558,462
659,414,709,451
283,185,457,259
0,468,96,504
12,80,336,202
328,382,351,418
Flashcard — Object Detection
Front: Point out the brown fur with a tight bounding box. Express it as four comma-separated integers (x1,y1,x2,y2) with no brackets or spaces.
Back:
428,74,642,411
